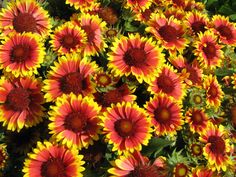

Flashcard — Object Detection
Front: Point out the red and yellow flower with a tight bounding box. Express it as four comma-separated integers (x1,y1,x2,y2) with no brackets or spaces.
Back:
173,163,189,177
194,31,223,69
212,15,236,46
0,33,45,77
43,53,98,102
23,141,85,177
93,70,118,88
108,151,165,176
71,13,107,56
0,76,44,132
100,102,152,154
199,123,233,172
145,94,183,136
0,0,51,38
146,14,188,53
190,143,203,157
148,65,185,101
185,108,208,133
191,167,215,177
108,33,164,83
48,93,101,149
50,22,86,55
66,0,97,12
203,75,223,109
125,0,152,12
185,11,209,35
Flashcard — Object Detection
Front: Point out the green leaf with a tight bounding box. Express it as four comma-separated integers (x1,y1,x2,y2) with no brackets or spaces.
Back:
218,4,235,15
215,68,235,76
205,0,218,8
230,14,236,21
142,137,174,157
82,168,98,177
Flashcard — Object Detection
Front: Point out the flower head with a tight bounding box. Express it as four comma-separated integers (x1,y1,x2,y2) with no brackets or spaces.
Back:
0,33,45,77
49,93,101,149
0,76,44,132
101,102,152,154
23,141,85,177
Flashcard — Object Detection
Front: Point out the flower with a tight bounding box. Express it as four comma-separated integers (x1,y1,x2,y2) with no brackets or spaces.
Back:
146,14,188,53
173,163,189,177
100,102,152,154
108,151,165,176
93,70,118,88
98,6,118,25
66,0,97,11
212,15,236,45
203,75,223,109
190,143,203,157
147,65,185,101
23,141,85,177
0,33,45,77
108,33,164,83
0,0,51,38
0,144,8,170
71,13,107,56
0,76,44,132
194,31,223,69
50,22,86,55
185,11,209,35
199,123,233,172
145,94,183,136
43,53,98,102
125,0,152,12
191,167,215,177
185,108,208,133
188,87,206,108
48,93,101,149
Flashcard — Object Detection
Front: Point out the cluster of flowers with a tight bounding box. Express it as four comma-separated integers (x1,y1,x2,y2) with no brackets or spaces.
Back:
0,0,235,176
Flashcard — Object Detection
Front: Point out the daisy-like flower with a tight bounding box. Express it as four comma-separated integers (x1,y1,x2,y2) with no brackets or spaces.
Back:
203,75,223,109
108,151,165,176
145,94,183,136
49,93,101,149
50,22,86,55
190,143,203,157
0,76,44,132
23,141,85,177
0,33,45,77
147,65,185,101
199,123,233,172
185,108,208,133
108,33,164,83
101,102,152,154
71,14,107,56
189,87,206,108
173,163,189,177
93,69,118,89
146,14,188,53
194,31,223,69
125,0,152,12
185,11,209,35
0,0,51,38
164,7,185,20
98,6,118,25
94,84,136,111
212,15,236,45
133,5,156,23
0,144,8,170
43,53,98,102
191,167,215,177
66,0,97,12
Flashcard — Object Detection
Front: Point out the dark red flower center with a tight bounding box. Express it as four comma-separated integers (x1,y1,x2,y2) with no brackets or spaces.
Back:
174,163,188,177
191,21,206,34
59,72,87,94
11,44,31,63
217,25,233,40
208,85,218,98
6,88,30,111
208,135,225,154
64,112,87,133
81,25,95,43
157,75,174,94
191,111,203,124
154,107,171,123
115,119,134,137
41,158,66,177
61,34,79,49
124,48,147,67
128,165,159,177
202,42,216,59
159,25,178,42
142,9,152,21
13,13,37,33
